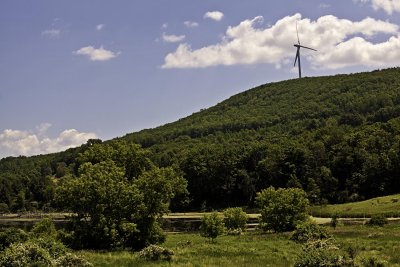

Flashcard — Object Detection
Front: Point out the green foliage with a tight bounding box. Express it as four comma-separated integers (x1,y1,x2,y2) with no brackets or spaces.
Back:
54,142,187,250
0,228,29,251
366,215,388,227
3,68,400,211
0,218,94,267
31,238,68,259
256,186,309,232
31,218,57,239
0,241,53,267
294,238,355,267
200,212,225,241
223,207,248,231
54,253,93,267
0,204,9,214
330,214,339,229
0,239,90,267
291,221,331,243
138,245,174,261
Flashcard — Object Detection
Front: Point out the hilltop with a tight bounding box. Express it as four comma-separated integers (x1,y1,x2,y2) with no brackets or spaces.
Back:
1,68,400,211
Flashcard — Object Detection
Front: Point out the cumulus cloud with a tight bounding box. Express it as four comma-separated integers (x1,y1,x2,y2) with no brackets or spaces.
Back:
41,29,61,39
161,23,168,29
162,13,400,70
356,0,400,14
162,32,186,43
204,11,224,21
96,24,105,31
0,124,97,158
74,46,119,61
184,21,199,28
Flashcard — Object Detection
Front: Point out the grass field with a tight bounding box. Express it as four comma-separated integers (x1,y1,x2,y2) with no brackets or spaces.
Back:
79,224,400,267
309,194,400,218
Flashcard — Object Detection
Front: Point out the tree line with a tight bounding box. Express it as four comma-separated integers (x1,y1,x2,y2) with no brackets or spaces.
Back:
1,68,400,212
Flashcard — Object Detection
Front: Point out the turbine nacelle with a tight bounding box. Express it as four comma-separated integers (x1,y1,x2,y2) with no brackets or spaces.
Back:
293,44,317,51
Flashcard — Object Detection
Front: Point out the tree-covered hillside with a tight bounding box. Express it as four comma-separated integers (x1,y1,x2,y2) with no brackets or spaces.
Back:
1,68,400,211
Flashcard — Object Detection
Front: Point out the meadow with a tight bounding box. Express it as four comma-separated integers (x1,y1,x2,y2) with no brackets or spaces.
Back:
79,224,400,267
309,194,400,218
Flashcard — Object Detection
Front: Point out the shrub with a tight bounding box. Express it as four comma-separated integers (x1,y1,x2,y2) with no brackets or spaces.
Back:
55,253,93,267
0,242,53,267
31,218,57,239
330,214,339,229
256,186,309,232
0,228,29,251
55,156,187,250
223,207,248,231
366,215,388,227
294,247,355,267
138,245,174,261
291,221,331,243
295,239,355,267
200,212,225,242
32,238,68,259
226,228,242,236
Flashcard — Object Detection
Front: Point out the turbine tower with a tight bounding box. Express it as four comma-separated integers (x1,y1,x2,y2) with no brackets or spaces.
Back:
294,22,316,78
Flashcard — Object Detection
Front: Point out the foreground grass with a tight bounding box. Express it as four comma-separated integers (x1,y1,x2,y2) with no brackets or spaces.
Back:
310,194,400,217
79,232,300,267
79,224,400,267
334,224,400,266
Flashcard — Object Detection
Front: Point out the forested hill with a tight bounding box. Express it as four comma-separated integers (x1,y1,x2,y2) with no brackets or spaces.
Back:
123,68,400,149
2,68,400,212
121,67,400,207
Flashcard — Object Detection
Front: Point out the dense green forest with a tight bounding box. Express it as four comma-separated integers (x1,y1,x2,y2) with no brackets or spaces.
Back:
1,68,400,212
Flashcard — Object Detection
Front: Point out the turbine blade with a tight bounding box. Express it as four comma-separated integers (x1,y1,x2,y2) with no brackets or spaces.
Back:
294,51,299,66
296,21,300,44
299,45,317,51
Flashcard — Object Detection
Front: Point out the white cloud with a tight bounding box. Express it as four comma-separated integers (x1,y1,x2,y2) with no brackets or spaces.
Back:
162,23,168,29
96,24,105,31
184,21,199,28
162,32,186,43
356,0,400,14
204,11,224,21
41,29,61,39
0,124,97,158
74,46,119,61
162,13,400,70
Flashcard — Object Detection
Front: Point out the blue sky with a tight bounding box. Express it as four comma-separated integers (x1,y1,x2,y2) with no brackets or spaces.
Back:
1,0,400,158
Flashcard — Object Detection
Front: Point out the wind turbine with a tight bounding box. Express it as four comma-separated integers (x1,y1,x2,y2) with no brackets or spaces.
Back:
294,22,316,78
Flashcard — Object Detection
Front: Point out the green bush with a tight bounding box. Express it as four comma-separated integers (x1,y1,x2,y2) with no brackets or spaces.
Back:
0,228,28,251
294,247,355,267
138,245,174,261
200,212,225,241
223,207,248,231
366,215,388,227
31,218,57,239
294,239,355,267
256,186,309,232
0,242,53,267
330,214,339,229
32,238,68,259
55,253,93,267
291,221,331,243
55,148,187,250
